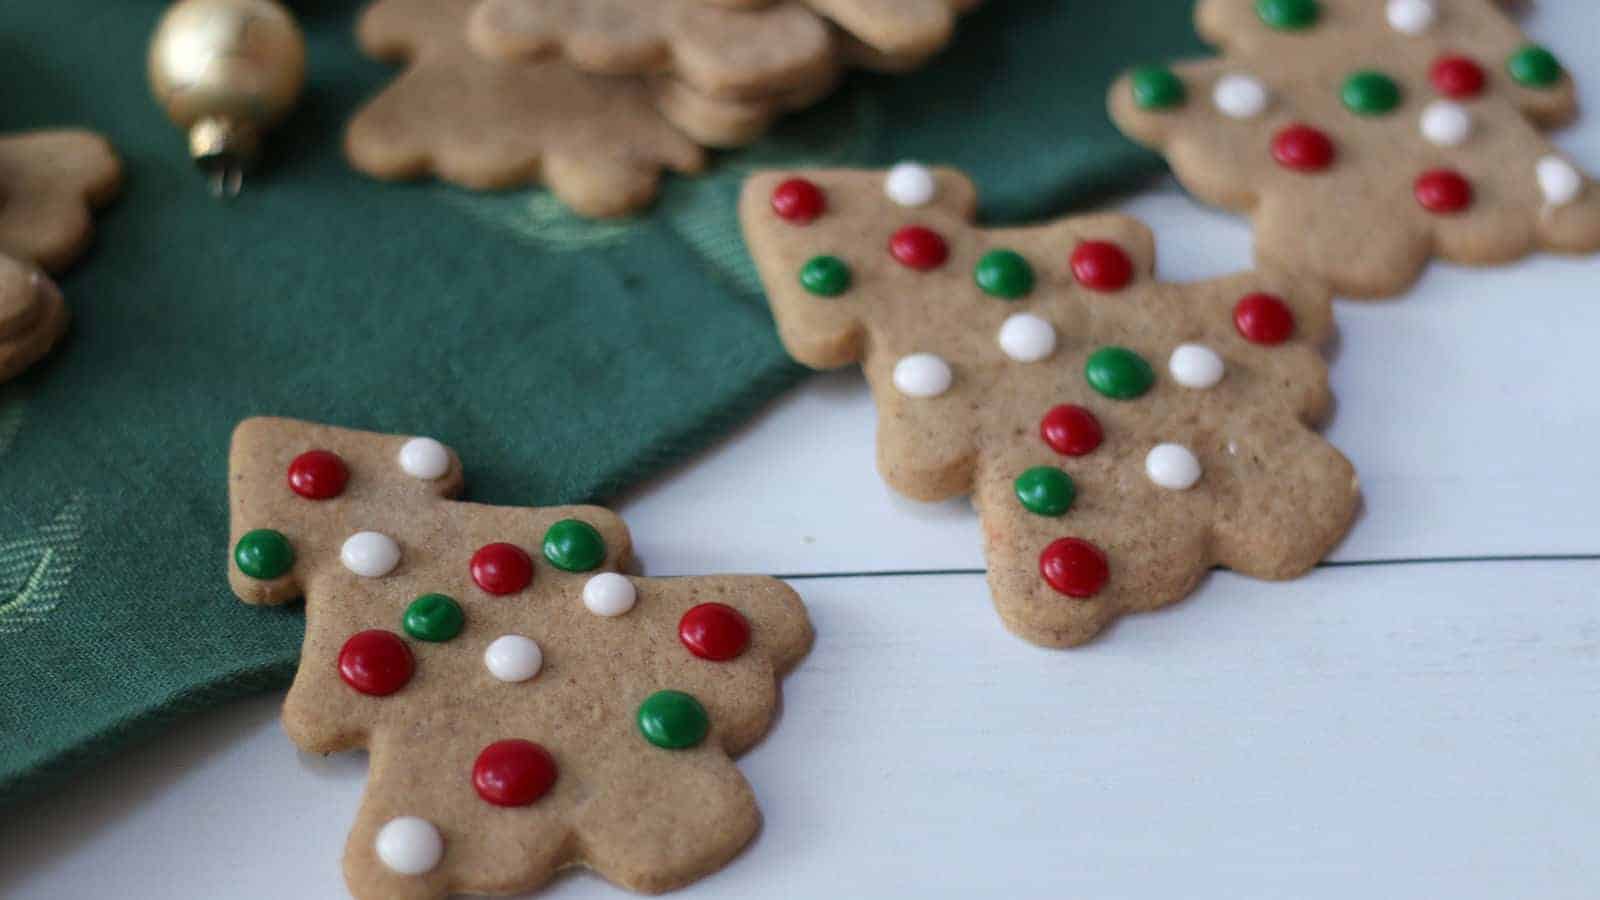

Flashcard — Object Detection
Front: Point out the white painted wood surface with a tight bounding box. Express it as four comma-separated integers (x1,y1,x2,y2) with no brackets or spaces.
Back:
5,3,1599,898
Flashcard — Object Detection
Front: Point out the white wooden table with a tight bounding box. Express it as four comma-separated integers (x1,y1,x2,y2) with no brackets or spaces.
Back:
5,4,1599,897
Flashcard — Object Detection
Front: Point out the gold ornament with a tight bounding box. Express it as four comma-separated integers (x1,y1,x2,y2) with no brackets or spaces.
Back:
148,0,306,196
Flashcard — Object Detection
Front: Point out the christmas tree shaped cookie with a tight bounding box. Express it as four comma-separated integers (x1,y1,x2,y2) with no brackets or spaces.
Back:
227,418,811,898
740,166,1358,647
0,130,121,383
1110,0,1600,297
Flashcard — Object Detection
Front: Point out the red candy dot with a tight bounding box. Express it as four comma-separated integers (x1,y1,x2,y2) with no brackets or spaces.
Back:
771,178,825,224
1039,538,1109,599
338,630,413,696
1429,55,1486,99
888,226,949,271
1040,405,1103,457
1233,293,1295,345
473,739,558,807
1070,241,1133,292
1271,124,1336,173
471,542,534,595
1415,169,1473,214
286,450,348,500
678,602,751,661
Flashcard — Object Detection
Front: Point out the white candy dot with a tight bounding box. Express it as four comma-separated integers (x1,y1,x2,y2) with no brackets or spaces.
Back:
341,531,401,577
398,437,450,480
484,634,543,682
996,313,1056,362
892,353,953,398
375,817,443,876
1212,73,1268,119
884,162,936,207
1420,100,1471,147
1168,343,1225,389
1146,443,1202,491
582,572,636,617
1386,0,1435,34
1537,155,1584,207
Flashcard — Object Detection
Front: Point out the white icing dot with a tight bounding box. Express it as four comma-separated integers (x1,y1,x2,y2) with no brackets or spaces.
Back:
884,162,936,207
341,531,400,578
892,353,953,398
397,437,450,480
1212,73,1268,119
1168,343,1225,389
1386,0,1435,34
996,313,1056,362
1420,100,1471,147
375,817,443,876
1146,443,1202,491
1537,155,1584,207
582,572,636,617
484,634,543,682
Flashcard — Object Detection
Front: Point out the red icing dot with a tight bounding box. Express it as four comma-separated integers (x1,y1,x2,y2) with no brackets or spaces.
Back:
1415,169,1473,214
1040,405,1103,457
287,450,348,500
471,543,534,595
1233,293,1295,345
1039,538,1109,599
678,602,751,661
888,226,949,271
1069,241,1133,292
338,630,413,696
473,739,558,807
771,178,825,224
1271,124,1335,173
1429,55,1486,99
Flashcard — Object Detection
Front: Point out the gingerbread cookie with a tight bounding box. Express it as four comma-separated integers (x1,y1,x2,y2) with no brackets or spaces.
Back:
740,166,1358,647
0,129,122,384
0,257,67,384
1110,0,1600,298
469,0,978,94
346,0,706,217
467,0,838,101
227,417,812,899
0,130,122,274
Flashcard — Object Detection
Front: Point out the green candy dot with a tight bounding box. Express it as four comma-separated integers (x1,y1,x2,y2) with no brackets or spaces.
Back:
234,529,294,580
1508,45,1562,88
1084,346,1155,400
1014,467,1076,517
1341,71,1401,115
403,593,463,642
637,690,709,750
542,519,606,572
798,255,851,296
1255,0,1318,30
974,249,1035,299
1129,65,1186,110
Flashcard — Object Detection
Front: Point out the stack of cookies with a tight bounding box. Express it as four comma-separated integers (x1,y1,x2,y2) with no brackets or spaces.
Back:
345,0,980,218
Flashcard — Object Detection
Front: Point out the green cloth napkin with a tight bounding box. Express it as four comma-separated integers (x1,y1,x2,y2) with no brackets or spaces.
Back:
0,0,1200,805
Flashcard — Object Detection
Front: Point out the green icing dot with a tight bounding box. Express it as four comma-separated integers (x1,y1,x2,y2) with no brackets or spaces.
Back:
637,690,709,750
1255,0,1318,30
1508,45,1562,88
1129,66,1186,110
403,593,463,642
1014,467,1076,517
1341,71,1401,115
1084,346,1155,400
234,529,293,580
798,255,851,296
543,519,606,572
974,249,1035,299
